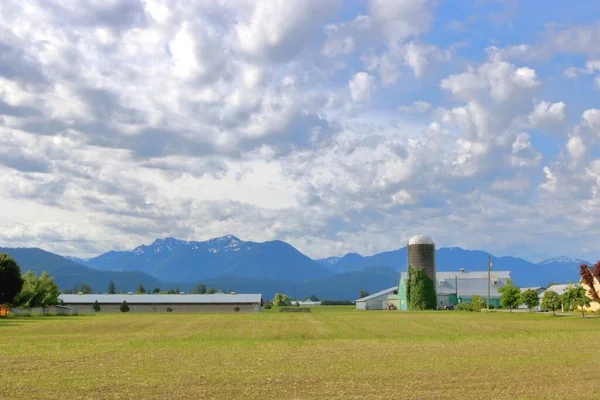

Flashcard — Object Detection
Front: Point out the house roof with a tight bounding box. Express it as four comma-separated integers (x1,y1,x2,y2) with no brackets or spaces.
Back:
59,293,263,304
356,287,397,302
540,284,571,296
398,270,512,297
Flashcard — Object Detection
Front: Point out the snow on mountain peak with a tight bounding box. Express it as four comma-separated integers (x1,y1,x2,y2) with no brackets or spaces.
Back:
538,256,590,265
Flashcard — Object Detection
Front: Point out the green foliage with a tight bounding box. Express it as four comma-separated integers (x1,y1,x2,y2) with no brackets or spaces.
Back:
471,295,485,312
166,307,173,312
234,306,240,312
520,289,541,312
306,295,319,302
541,290,560,315
358,290,369,299
207,287,216,294
120,301,130,313
564,284,591,317
263,304,272,309
135,283,146,294
272,293,292,306
295,300,300,307
191,283,207,294
407,266,437,310
14,271,61,309
455,303,473,311
498,279,521,312
0,253,24,305
153,287,160,294
93,300,101,312
64,283,92,294
108,281,116,294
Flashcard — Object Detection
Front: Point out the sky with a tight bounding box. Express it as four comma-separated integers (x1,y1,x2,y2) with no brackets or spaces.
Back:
1,0,600,262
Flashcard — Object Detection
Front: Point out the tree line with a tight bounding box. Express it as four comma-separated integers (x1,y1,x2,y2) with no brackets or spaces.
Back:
0,254,60,310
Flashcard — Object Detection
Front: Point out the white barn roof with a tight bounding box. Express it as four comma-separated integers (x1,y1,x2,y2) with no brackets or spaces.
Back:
60,294,262,304
356,287,397,302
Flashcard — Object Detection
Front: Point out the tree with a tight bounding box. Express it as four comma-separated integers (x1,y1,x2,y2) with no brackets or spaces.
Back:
207,287,216,294
471,295,485,312
498,279,521,312
358,290,369,299
306,295,319,302
541,290,560,316
135,283,146,294
13,271,60,310
407,266,437,310
272,293,291,306
0,253,24,306
564,284,591,317
93,300,101,312
192,283,207,294
71,283,92,294
175,286,180,294
520,289,541,313
295,300,300,307
153,287,160,294
120,300,130,313
108,281,116,294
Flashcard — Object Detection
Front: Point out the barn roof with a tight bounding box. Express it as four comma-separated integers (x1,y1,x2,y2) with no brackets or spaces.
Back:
59,293,262,304
355,287,397,302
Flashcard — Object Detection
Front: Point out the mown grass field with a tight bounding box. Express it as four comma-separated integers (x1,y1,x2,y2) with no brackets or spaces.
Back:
1,307,599,399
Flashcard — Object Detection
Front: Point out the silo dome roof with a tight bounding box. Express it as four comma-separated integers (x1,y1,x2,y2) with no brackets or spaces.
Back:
408,234,434,245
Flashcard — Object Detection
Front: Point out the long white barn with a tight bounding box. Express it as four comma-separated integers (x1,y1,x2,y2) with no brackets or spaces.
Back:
60,293,263,313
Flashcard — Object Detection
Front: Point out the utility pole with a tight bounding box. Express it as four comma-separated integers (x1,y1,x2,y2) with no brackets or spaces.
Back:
487,254,492,309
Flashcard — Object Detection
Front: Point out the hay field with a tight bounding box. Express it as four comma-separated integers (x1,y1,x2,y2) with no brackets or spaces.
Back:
1,308,598,399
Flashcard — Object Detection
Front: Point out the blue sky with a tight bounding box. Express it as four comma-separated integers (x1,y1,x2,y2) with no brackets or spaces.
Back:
0,0,599,263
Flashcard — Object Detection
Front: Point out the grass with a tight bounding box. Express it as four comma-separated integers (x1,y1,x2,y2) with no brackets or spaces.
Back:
1,308,599,399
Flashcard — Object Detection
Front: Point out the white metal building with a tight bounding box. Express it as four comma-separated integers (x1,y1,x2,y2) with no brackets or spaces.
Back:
355,287,397,310
60,293,263,313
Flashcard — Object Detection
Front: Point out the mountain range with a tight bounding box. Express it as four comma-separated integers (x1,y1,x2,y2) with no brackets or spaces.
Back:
1,235,591,299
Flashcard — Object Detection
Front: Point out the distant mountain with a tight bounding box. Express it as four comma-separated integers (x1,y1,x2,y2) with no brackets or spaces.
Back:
201,266,399,300
0,247,162,293
316,247,582,287
81,235,331,282
538,256,591,265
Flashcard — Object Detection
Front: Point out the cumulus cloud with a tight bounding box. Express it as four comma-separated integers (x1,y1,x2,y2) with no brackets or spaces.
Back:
398,101,432,113
1,0,600,262
348,72,377,103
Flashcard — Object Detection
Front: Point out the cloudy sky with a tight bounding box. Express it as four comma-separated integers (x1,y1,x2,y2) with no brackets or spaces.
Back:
1,0,599,262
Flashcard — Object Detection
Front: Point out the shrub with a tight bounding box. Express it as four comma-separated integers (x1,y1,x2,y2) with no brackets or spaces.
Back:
234,306,240,312
455,303,473,311
119,301,130,313
264,304,272,309
166,307,173,312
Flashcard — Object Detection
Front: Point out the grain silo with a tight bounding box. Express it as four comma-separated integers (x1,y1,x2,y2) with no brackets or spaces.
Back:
407,234,436,282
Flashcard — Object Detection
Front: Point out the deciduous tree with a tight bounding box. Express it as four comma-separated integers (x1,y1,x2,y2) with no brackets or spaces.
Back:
541,290,560,316
14,271,60,309
93,300,101,312
498,279,521,312
0,253,24,306
520,289,540,313
272,293,291,306
564,284,591,317
471,295,485,312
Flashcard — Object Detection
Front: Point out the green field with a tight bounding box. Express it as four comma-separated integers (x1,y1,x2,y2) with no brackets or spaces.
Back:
2,308,599,399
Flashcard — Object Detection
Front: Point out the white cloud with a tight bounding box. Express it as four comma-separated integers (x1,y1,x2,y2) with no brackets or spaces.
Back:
348,72,377,103
398,101,431,113
527,101,566,135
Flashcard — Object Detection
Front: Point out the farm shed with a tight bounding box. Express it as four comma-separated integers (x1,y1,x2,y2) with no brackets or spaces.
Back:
355,287,398,310
59,293,263,313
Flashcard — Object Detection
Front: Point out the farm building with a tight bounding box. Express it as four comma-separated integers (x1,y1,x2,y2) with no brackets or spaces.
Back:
59,293,263,313
355,287,398,310
358,270,512,310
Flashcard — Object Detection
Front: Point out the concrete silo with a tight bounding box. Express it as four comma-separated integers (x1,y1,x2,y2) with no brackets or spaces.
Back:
407,234,436,283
